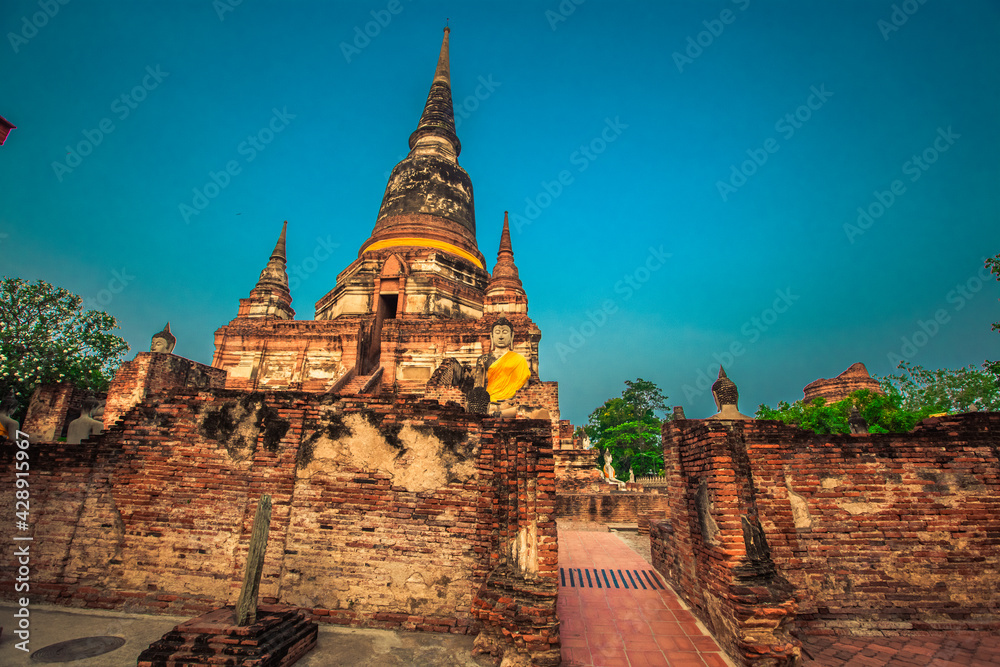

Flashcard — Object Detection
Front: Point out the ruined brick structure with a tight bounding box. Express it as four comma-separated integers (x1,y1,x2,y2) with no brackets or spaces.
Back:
651,414,1000,666
210,28,554,421
6,27,564,667
0,389,559,665
103,352,227,426
802,361,884,404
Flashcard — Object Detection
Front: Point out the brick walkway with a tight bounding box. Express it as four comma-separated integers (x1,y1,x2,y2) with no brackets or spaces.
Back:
558,530,732,667
800,633,1000,666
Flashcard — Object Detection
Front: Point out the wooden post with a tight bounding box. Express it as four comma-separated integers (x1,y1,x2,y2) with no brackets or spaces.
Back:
235,493,272,626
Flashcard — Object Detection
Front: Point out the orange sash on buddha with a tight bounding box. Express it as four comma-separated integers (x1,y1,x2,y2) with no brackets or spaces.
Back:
486,351,530,402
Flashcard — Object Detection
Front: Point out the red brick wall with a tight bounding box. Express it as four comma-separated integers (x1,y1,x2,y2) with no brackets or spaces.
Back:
651,414,1000,665
554,448,603,492
0,390,558,665
555,491,669,532
103,352,227,427
750,414,1000,635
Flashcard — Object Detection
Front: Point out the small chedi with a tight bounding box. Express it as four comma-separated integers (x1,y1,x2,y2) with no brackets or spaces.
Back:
707,366,750,420
802,361,883,404
65,396,104,444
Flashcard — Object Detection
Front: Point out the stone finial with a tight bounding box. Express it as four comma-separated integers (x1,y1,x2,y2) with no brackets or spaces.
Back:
673,406,686,420
848,406,869,434
708,367,751,420
255,220,290,291
408,27,461,160
151,322,176,353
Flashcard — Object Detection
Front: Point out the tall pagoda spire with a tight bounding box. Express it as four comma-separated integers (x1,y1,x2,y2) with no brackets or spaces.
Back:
408,27,461,161
236,221,295,320
353,27,485,279
485,212,528,314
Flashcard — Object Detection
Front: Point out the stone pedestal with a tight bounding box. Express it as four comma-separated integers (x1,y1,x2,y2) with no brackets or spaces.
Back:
137,605,317,667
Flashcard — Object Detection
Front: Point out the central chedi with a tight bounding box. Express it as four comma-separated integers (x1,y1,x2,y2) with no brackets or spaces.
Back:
212,28,561,425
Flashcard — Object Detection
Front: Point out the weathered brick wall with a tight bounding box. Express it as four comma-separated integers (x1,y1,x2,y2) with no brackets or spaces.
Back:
0,390,558,665
103,352,226,427
557,492,641,523
22,382,97,441
652,415,1000,665
751,414,1000,636
554,448,603,492
556,491,670,535
653,419,801,666
472,418,560,666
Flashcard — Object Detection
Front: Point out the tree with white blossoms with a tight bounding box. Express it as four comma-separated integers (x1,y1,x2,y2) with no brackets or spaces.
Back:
0,278,130,422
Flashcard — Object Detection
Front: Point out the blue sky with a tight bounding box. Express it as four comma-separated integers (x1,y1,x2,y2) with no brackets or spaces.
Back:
2,0,998,426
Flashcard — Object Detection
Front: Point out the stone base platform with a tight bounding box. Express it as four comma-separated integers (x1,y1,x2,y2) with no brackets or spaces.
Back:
137,604,317,667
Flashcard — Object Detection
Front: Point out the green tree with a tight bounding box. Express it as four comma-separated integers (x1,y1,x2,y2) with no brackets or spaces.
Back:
756,388,931,435
880,360,999,414
585,378,669,478
0,278,130,422
756,361,999,435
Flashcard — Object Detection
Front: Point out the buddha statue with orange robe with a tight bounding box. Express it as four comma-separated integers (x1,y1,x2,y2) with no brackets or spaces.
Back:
472,317,531,417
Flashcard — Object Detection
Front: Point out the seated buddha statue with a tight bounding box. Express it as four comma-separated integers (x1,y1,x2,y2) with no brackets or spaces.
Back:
66,396,105,444
471,317,532,418
707,367,751,420
150,322,176,354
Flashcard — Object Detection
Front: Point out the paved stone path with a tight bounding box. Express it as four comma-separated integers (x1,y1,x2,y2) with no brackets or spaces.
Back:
800,633,1000,666
558,530,733,667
